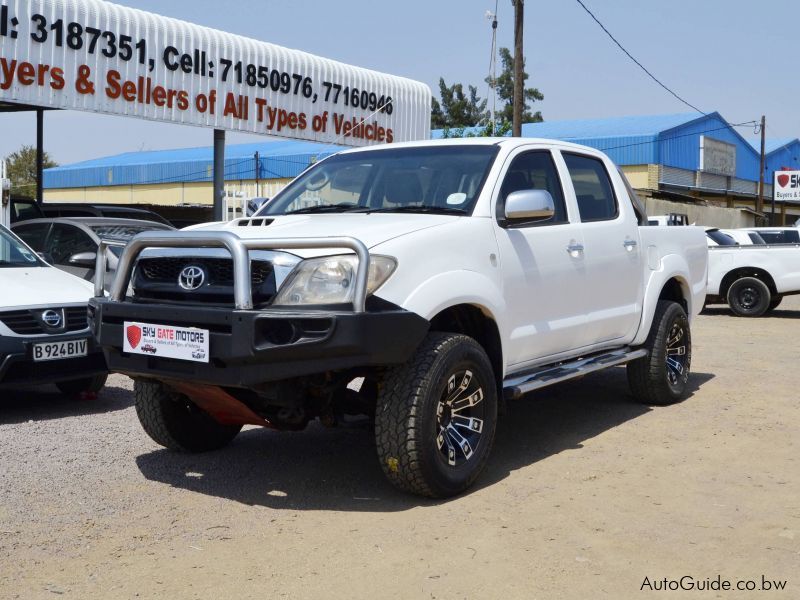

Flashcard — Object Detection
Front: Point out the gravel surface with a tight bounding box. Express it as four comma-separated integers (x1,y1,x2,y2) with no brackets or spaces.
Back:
1,298,798,599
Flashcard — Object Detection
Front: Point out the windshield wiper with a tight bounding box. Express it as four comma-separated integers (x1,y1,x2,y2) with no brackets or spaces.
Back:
364,205,467,215
284,203,359,215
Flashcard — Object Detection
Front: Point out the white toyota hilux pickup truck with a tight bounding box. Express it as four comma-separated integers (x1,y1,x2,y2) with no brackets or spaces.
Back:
704,228,800,316
90,138,708,497
0,225,107,395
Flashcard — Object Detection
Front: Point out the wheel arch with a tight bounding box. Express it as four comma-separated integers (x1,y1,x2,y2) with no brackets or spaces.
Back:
719,267,777,298
428,303,504,393
633,267,694,347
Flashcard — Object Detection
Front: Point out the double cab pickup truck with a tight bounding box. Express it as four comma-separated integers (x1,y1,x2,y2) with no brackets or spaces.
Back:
90,138,708,497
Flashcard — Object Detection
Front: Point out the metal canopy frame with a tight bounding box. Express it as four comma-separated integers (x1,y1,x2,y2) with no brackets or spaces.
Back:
1,100,226,215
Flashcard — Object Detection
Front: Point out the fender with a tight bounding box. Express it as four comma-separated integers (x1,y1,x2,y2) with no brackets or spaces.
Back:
631,253,697,347
395,269,509,366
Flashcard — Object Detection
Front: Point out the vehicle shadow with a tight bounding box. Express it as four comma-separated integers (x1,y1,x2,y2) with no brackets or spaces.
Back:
135,368,715,512
0,382,133,425
702,306,800,319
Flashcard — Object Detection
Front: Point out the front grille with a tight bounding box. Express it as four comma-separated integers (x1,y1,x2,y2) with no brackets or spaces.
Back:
138,258,272,286
0,307,88,335
133,257,277,306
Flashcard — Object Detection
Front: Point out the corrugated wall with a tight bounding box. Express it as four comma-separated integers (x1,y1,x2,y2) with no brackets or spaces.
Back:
44,151,330,189
657,114,761,181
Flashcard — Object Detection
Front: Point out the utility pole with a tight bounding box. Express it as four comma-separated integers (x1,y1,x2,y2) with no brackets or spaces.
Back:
512,0,524,137
254,151,260,197
757,114,765,217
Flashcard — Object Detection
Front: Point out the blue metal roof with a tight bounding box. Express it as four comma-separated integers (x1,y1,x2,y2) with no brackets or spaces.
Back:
761,138,800,184
44,140,346,189
431,112,764,181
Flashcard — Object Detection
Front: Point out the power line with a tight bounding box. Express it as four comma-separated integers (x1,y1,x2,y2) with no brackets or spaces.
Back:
596,120,758,152
574,0,705,114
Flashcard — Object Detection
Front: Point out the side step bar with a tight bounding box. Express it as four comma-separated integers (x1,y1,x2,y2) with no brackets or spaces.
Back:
503,348,648,400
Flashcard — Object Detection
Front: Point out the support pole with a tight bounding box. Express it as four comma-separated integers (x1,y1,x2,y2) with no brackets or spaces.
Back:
757,114,765,217
512,0,524,137
36,109,44,205
213,129,225,222
254,150,260,196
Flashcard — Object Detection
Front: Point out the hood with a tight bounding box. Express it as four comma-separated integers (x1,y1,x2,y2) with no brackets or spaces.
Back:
0,266,94,310
191,214,458,257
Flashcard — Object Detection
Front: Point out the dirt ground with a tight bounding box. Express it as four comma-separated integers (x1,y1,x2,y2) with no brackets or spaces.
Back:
1,297,798,599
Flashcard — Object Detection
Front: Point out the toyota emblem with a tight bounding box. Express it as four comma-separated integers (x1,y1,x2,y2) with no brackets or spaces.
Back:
41,309,62,328
178,265,205,290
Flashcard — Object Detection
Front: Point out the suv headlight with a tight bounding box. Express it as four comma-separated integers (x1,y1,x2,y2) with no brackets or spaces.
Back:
272,254,397,306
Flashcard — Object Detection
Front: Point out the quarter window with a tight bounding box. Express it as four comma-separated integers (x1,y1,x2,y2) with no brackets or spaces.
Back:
563,153,619,222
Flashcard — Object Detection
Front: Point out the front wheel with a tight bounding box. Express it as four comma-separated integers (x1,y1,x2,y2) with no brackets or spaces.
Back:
727,277,771,317
628,300,692,406
134,379,242,452
375,333,498,498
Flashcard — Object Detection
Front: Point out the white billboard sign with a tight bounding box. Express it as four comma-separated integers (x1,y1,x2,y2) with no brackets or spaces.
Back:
0,0,431,146
699,136,736,177
773,170,800,203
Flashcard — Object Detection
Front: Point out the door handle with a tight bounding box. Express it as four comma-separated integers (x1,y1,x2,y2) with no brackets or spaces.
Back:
623,239,638,251
567,243,584,256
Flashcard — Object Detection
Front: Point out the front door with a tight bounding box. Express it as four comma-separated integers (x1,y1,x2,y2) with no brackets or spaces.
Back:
492,148,588,365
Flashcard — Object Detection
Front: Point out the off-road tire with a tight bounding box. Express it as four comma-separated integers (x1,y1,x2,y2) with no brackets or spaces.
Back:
727,277,771,317
375,332,498,498
134,379,242,452
628,300,691,406
56,374,108,396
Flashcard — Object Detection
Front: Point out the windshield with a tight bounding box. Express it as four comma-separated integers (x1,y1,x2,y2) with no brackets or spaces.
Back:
0,227,43,268
258,145,499,216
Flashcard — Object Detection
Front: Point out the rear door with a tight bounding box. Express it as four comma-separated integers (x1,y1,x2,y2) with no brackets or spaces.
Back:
559,151,643,345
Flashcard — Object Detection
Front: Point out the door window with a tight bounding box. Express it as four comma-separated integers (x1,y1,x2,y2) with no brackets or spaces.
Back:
13,223,51,251
563,153,619,222
497,151,567,226
46,224,96,265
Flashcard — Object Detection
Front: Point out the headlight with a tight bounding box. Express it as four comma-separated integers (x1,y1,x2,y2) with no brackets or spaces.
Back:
272,255,397,306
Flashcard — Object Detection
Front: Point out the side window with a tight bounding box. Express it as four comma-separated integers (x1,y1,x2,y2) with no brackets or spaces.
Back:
497,151,567,226
13,223,51,251
47,224,96,265
563,153,619,222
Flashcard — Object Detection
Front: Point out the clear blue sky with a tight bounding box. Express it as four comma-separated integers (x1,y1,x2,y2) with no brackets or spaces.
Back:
2,0,796,164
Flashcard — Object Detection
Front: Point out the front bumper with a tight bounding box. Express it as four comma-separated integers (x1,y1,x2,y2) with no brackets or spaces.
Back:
0,331,107,388
90,299,430,388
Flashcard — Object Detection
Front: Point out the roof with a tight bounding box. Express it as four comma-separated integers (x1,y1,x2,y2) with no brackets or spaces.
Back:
45,140,347,189
519,113,703,139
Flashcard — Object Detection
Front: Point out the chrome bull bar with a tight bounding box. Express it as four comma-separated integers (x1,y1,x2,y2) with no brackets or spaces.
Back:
94,231,371,313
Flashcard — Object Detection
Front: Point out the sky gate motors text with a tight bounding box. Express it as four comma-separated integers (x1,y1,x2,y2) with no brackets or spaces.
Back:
144,326,206,344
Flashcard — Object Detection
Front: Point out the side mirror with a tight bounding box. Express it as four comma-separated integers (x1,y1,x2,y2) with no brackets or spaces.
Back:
69,251,97,267
505,189,555,221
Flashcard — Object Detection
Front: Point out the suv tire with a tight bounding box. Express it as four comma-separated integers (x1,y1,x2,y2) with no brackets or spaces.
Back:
375,333,497,498
727,277,771,317
134,379,242,452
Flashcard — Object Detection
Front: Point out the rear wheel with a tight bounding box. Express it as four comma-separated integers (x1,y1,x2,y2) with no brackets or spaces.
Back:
375,333,498,498
628,300,691,406
56,374,107,396
134,379,242,452
727,277,771,317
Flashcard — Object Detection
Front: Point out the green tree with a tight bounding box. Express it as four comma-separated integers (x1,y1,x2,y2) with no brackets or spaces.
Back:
487,47,544,126
4,145,57,198
432,77,488,130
